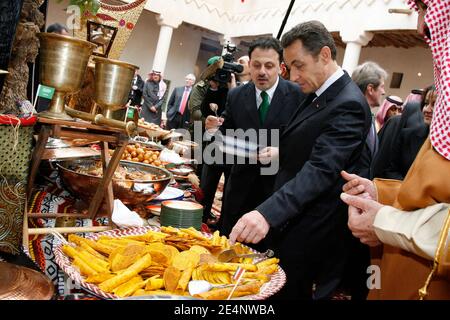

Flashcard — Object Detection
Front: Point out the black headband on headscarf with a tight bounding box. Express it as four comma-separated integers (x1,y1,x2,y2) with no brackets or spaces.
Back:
386,96,403,106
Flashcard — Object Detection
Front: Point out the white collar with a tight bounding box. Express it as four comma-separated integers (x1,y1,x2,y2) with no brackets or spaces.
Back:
255,76,280,107
315,67,344,97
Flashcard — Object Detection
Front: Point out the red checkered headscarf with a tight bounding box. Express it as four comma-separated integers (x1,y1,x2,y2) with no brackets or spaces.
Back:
408,0,450,160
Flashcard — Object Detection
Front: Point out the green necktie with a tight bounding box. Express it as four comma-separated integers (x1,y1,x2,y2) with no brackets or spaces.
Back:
259,91,270,124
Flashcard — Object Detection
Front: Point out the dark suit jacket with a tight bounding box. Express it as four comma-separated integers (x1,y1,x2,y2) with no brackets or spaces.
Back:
384,124,429,180
256,72,371,299
129,74,144,106
166,86,191,128
219,78,305,237
373,101,423,179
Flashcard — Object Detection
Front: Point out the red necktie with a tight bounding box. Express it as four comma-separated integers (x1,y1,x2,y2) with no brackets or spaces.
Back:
179,87,190,115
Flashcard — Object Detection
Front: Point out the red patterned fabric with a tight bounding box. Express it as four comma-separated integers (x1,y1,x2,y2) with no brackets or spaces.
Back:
408,0,450,160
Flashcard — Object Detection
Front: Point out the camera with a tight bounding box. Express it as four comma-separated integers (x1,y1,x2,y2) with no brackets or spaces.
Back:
213,43,244,84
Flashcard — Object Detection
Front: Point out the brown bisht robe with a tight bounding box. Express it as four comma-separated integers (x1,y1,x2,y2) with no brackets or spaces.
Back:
370,138,450,299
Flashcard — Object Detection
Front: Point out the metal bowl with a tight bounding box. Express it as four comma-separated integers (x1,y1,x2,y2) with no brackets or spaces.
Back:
56,158,173,206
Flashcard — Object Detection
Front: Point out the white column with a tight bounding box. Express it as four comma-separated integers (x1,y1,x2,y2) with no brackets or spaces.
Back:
152,24,174,73
152,14,182,74
342,42,363,74
340,30,374,75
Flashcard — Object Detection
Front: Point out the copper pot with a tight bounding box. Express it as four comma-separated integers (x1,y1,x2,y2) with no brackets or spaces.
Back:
56,158,172,206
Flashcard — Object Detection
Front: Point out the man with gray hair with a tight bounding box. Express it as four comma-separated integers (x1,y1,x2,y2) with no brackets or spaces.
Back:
352,61,387,172
166,73,196,129
352,61,387,111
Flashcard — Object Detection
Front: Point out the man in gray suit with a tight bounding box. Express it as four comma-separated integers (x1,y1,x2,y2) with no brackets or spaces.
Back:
166,73,196,130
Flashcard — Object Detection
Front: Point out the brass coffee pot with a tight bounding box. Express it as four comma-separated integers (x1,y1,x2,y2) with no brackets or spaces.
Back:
93,57,138,119
37,33,96,120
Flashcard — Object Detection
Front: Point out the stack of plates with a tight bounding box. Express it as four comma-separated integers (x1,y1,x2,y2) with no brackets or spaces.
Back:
160,200,203,230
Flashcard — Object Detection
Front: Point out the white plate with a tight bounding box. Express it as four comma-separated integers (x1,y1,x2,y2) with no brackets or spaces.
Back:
216,135,260,158
154,186,184,201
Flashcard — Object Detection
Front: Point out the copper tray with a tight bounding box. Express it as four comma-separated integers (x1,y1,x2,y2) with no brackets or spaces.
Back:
0,262,54,300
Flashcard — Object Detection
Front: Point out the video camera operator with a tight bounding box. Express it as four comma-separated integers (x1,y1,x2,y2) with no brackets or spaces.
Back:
188,48,244,225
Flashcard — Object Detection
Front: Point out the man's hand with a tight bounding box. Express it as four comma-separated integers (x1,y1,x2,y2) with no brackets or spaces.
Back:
258,147,279,165
229,210,270,245
150,106,157,113
341,170,377,200
228,73,237,89
205,115,224,131
340,193,383,246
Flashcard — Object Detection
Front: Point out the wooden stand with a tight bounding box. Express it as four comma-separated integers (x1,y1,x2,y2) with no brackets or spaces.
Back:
25,117,130,239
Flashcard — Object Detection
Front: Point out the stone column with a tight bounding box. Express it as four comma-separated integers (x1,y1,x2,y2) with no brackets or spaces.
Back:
152,14,182,74
340,30,374,75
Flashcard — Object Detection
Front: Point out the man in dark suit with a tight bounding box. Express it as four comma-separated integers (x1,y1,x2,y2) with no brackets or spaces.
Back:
129,70,145,108
166,73,196,130
351,61,387,179
205,37,305,242
229,21,372,299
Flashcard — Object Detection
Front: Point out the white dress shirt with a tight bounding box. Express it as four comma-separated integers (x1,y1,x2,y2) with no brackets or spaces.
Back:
255,76,280,109
315,67,345,98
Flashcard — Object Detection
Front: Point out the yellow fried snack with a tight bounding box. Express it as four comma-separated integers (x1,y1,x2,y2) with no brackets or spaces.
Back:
203,262,257,272
171,250,200,271
72,257,97,276
211,230,221,246
199,253,217,265
256,258,280,268
145,275,164,291
257,264,278,275
78,242,108,261
179,227,209,241
163,266,181,292
242,272,270,283
193,281,262,300
219,236,229,249
123,230,167,242
176,267,194,292
110,244,149,272
63,245,107,274
146,249,171,266
78,249,110,270
164,245,180,261
83,238,115,256
85,272,115,284
99,254,152,293
68,235,107,260
189,245,210,255
113,276,146,298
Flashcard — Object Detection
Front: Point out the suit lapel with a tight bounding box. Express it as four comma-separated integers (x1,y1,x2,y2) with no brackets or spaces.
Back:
243,83,260,129
282,72,352,137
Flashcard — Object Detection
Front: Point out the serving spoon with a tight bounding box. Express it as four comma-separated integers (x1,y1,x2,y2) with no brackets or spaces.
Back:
217,248,274,263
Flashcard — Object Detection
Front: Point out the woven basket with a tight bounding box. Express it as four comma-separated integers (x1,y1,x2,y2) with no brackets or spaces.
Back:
0,124,34,254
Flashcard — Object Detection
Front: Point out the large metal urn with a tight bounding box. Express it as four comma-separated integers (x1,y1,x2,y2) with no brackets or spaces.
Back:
37,33,96,120
93,57,138,119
